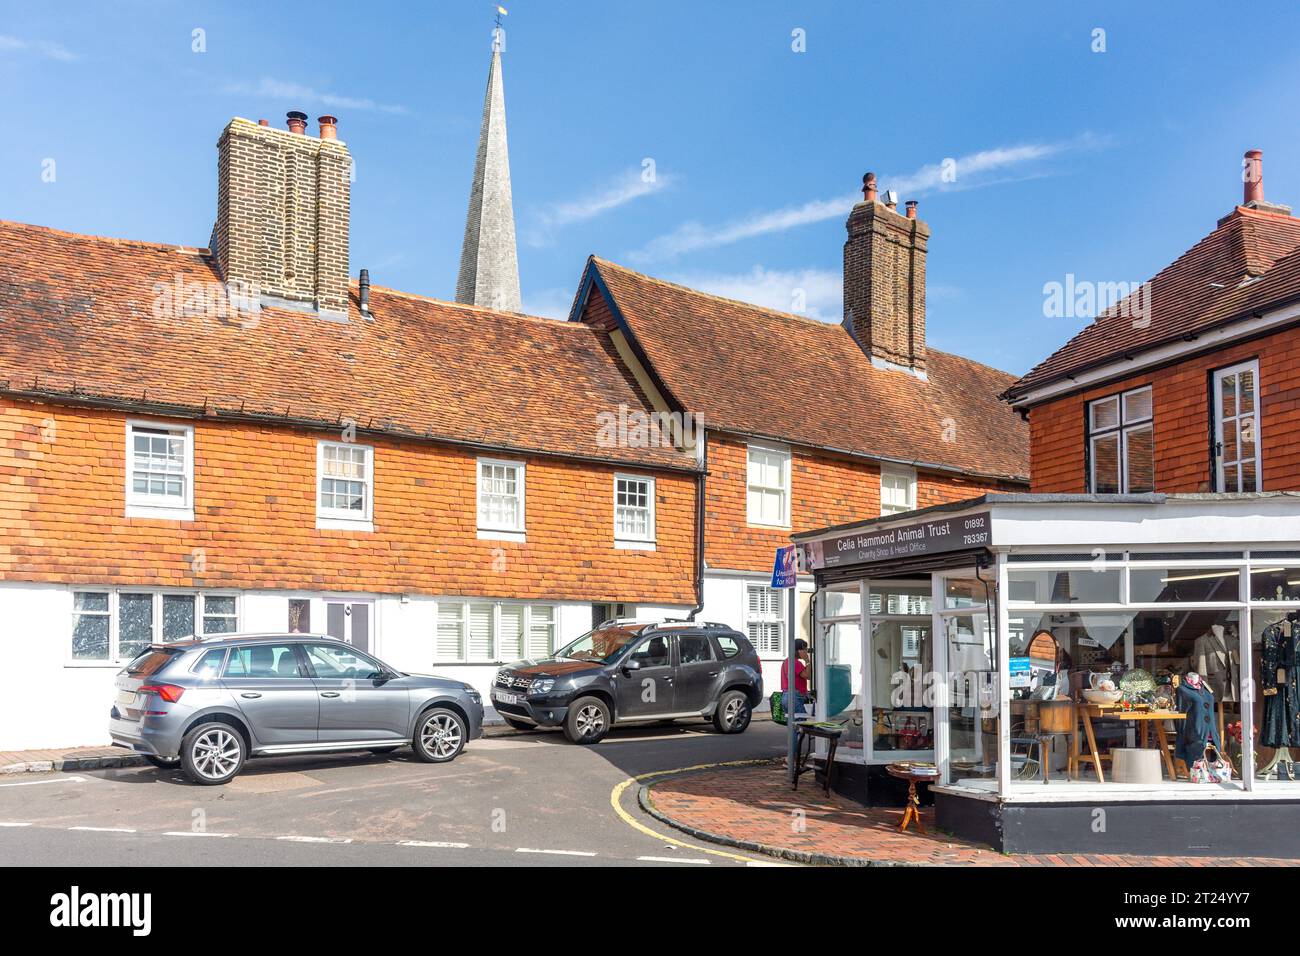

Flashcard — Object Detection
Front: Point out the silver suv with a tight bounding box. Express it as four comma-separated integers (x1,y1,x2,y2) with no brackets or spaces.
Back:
108,633,483,785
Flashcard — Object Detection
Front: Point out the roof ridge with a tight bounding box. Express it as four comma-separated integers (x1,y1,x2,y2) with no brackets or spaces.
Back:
0,219,210,256
365,282,581,329
592,256,846,332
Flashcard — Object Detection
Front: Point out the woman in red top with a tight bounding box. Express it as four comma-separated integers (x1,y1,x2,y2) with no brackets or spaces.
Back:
781,639,811,720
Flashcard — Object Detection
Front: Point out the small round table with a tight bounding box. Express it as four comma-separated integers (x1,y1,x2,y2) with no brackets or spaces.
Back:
886,762,939,834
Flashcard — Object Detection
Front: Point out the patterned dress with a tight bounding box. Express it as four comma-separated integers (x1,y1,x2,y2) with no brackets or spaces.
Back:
1261,618,1300,749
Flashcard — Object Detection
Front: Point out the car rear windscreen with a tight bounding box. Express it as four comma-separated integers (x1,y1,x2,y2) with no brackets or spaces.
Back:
125,647,184,676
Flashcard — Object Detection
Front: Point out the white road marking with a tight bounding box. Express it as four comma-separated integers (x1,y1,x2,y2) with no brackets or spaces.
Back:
69,826,136,833
746,859,788,867
0,822,31,827
0,775,86,788
636,855,711,865
396,840,471,849
515,847,598,857
162,831,235,838
276,835,352,844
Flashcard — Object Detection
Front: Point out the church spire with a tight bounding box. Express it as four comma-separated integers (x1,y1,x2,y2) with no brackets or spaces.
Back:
455,27,522,314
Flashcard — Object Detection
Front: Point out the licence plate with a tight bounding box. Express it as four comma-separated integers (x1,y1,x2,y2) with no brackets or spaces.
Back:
115,689,137,706
493,690,521,706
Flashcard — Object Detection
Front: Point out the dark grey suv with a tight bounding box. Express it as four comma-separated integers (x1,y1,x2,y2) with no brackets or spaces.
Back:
109,633,484,785
491,621,763,744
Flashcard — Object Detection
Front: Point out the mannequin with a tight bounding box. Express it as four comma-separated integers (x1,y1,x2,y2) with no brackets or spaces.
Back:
1258,613,1300,778
1176,670,1220,775
1195,623,1233,743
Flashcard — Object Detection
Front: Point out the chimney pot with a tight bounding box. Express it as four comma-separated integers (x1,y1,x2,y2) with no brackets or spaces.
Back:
1244,148,1264,205
863,172,878,203
286,110,308,134
257,118,270,127
883,190,898,210
905,200,918,219
318,115,338,140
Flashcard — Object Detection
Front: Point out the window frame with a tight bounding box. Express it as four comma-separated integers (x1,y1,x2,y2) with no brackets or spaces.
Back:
879,464,918,516
1212,359,1263,493
316,440,375,530
476,456,526,540
745,583,786,658
434,600,557,663
68,588,241,667
746,442,792,529
1086,385,1153,493
613,473,656,548
124,420,195,520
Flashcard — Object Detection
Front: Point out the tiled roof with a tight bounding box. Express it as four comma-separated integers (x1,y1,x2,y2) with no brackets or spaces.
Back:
0,221,697,471
581,258,1030,482
1007,207,1300,399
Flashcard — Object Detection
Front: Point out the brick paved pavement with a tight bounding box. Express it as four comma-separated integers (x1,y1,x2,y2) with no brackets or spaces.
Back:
643,762,1298,867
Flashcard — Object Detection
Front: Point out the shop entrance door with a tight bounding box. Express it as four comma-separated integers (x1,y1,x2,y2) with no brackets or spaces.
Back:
325,600,372,654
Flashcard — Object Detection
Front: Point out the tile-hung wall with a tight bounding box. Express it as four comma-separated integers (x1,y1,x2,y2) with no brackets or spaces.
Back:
1028,325,1300,493
0,397,698,750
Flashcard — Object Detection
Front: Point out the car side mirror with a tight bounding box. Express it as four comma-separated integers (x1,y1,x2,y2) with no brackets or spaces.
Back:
622,658,642,674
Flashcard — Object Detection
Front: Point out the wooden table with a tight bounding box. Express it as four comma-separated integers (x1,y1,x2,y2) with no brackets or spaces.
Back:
886,762,939,833
1069,703,1186,783
792,721,844,795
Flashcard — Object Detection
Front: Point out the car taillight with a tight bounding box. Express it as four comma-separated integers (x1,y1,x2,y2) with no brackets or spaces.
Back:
139,683,185,703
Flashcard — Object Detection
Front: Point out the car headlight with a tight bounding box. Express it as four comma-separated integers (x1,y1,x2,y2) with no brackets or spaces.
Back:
466,688,482,703
529,679,555,695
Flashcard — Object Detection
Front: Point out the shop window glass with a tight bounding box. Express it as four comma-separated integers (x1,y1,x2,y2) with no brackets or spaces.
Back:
823,588,860,617
118,593,154,661
1008,608,1242,789
868,585,932,758
162,594,196,641
72,592,111,660
1129,567,1240,603
945,608,998,781
1250,566,1300,603
1007,568,1122,605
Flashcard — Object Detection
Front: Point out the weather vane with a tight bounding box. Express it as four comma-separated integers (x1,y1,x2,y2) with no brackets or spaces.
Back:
492,5,507,51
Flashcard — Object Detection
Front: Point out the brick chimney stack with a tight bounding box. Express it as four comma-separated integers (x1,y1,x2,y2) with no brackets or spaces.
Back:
1239,148,1293,216
211,112,352,317
843,172,929,375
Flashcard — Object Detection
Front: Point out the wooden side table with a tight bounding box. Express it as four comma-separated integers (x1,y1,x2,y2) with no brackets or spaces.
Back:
1068,702,1186,783
886,762,938,833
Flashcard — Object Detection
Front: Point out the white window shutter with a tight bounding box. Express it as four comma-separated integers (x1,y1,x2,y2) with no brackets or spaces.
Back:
499,605,525,661
436,605,464,661
468,604,494,660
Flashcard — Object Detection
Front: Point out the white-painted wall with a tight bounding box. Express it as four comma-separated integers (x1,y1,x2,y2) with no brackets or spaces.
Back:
0,582,691,752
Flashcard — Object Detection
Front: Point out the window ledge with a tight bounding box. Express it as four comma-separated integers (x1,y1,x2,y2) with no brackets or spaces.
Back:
615,538,657,551
316,515,374,532
125,503,194,522
478,529,526,543
746,520,792,531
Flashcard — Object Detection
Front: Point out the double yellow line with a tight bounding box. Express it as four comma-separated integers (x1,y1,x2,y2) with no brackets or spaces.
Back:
609,759,787,865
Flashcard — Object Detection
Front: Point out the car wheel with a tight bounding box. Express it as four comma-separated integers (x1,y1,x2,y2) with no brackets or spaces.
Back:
502,717,534,731
713,690,752,734
143,755,181,769
180,722,246,785
564,696,610,744
412,708,467,763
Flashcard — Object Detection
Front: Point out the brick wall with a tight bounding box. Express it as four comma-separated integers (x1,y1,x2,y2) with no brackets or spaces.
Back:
843,197,929,372
704,433,1018,572
214,117,350,315
0,397,697,603
1028,324,1300,492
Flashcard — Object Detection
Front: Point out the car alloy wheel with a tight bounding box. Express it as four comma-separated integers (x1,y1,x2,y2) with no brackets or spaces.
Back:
420,712,463,760
575,702,606,739
191,728,242,781
722,696,747,729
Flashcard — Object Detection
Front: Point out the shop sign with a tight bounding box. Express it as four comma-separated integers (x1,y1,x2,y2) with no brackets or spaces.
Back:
1009,657,1032,689
802,511,991,570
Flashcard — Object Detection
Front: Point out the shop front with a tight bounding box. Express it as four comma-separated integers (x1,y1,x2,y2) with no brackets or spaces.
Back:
794,492,1300,856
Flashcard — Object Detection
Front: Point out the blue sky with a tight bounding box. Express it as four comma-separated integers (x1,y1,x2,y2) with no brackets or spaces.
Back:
3,1,1300,375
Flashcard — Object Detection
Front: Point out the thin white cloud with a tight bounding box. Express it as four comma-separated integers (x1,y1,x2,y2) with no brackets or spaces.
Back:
0,34,77,62
629,136,1101,262
223,77,407,114
522,287,576,320
666,266,842,321
525,167,674,247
